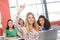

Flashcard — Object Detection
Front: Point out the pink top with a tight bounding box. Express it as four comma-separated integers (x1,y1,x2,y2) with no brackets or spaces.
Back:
14,17,23,33
14,15,26,38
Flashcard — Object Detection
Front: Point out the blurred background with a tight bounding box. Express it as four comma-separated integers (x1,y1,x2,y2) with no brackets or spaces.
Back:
8,0,60,22
0,0,60,39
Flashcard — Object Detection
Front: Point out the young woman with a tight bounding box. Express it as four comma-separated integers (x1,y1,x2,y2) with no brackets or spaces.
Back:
3,19,21,40
37,15,51,31
24,12,40,40
14,4,26,38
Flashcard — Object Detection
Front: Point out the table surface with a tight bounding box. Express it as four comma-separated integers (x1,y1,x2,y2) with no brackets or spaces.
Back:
0,30,60,40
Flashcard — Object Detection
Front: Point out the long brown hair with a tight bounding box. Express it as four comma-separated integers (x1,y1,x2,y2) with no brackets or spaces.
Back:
37,15,51,30
6,19,14,30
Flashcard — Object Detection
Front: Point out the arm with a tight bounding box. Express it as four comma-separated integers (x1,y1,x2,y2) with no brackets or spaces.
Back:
17,32,22,38
3,33,8,40
15,28,22,38
14,4,25,26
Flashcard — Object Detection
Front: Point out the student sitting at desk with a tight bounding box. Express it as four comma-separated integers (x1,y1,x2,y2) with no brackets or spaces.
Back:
14,4,26,38
3,19,21,40
24,12,40,40
37,15,51,31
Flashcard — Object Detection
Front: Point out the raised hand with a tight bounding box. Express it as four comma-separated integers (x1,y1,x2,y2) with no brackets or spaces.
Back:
15,3,25,24
19,3,25,12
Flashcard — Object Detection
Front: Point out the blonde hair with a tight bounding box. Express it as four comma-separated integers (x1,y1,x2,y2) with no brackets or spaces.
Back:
25,12,40,34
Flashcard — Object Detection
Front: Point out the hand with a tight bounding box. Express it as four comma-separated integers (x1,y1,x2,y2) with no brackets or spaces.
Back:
19,3,25,12
4,38,8,40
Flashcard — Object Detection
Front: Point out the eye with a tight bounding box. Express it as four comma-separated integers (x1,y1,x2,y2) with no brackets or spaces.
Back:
28,17,31,19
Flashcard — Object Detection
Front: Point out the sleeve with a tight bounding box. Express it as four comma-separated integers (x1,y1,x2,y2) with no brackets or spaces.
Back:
14,12,20,26
14,16,19,27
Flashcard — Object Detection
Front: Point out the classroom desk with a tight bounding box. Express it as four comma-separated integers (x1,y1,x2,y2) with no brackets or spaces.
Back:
0,30,60,40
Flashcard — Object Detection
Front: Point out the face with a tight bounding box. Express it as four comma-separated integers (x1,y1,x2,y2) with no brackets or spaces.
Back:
39,18,45,26
8,21,13,28
27,14,35,25
19,19,24,25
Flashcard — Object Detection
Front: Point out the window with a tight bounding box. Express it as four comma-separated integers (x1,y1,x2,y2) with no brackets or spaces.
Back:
46,0,60,22
8,0,44,21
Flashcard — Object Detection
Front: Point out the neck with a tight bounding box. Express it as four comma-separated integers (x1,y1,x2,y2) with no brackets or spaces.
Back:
30,24,33,29
9,27,12,30
29,24,33,32
41,25,44,28
30,24,33,27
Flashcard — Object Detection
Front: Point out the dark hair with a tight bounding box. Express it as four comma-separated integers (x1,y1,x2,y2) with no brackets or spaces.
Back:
6,19,14,30
37,15,51,30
